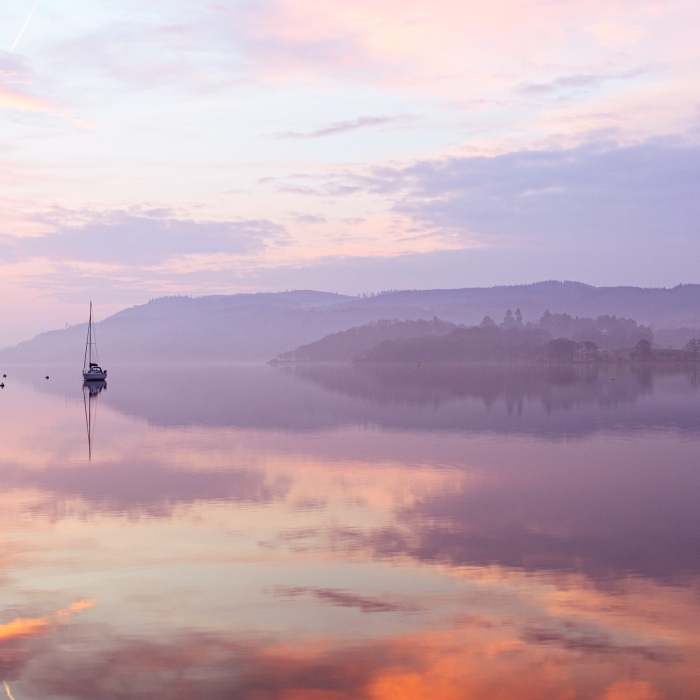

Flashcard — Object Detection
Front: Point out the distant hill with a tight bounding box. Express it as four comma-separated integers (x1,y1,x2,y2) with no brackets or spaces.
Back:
357,326,697,364
358,326,551,363
2,282,700,363
537,312,652,349
0,291,367,364
349,282,700,329
273,318,455,363
275,312,655,363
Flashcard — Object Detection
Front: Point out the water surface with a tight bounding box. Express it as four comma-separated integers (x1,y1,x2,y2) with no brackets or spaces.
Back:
0,363,698,699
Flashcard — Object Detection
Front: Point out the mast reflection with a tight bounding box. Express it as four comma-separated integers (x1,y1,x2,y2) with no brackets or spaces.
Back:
83,380,106,460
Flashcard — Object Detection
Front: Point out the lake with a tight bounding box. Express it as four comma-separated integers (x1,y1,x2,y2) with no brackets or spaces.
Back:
0,363,698,699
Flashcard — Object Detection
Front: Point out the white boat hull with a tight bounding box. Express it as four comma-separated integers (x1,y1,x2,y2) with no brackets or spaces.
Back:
83,370,107,381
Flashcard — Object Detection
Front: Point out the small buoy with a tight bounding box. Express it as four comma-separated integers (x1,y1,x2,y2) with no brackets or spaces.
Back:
0,383,4,388
45,376,49,380
2,374,5,378
417,362,420,367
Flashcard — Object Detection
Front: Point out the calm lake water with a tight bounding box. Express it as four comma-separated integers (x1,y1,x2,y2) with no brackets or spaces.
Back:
0,363,699,699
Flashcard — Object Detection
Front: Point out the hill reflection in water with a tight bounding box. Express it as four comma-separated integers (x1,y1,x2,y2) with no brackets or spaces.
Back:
0,363,698,698
21,362,700,435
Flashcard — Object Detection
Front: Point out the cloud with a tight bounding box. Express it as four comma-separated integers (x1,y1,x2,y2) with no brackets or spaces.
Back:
522,623,673,661
290,213,327,224
30,0,690,102
2,632,390,699
3,138,700,322
0,617,48,643
0,53,32,79
599,681,662,700
0,54,55,113
252,139,700,287
0,0,698,343
275,115,418,139
343,459,700,584
0,211,288,266
0,54,94,127
350,140,700,250
0,85,53,112
517,65,660,97
0,460,290,517
215,0,676,92
0,600,95,643
272,586,422,613
8,619,691,700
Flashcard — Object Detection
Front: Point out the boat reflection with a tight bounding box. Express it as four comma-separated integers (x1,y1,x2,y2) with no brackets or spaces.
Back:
83,379,106,460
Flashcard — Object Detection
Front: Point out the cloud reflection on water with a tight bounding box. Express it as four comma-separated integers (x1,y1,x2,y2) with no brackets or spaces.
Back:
0,462,290,516
5,614,697,700
0,364,698,698
2,364,700,582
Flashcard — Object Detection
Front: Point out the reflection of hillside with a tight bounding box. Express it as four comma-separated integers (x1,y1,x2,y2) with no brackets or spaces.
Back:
287,363,700,430
13,362,700,437
289,363,666,408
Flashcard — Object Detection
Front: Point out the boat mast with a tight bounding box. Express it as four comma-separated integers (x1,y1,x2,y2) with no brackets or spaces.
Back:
89,301,93,366
83,301,93,371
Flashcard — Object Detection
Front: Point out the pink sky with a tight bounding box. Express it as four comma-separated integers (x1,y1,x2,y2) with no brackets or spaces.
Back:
0,0,699,343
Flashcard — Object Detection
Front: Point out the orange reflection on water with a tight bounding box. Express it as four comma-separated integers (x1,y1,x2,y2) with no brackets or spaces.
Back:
0,599,95,642
242,619,696,700
0,618,47,643
0,599,96,687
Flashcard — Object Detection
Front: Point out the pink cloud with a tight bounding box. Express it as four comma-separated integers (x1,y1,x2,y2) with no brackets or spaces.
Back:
0,85,53,112
224,0,688,92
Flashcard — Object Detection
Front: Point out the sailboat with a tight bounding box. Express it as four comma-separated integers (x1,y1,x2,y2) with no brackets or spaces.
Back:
83,301,107,381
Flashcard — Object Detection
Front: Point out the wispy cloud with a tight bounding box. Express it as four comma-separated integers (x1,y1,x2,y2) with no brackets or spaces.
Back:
0,85,53,112
316,140,700,251
249,139,700,287
274,115,418,139
290,213,327,224
273,586,422,613
0,54,53,113
518,64,661,97
8,597,689,700
522,622,674,661
0,54,91,125
0,210,288,266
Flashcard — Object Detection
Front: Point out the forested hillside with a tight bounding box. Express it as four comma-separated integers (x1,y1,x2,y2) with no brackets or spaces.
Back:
2,282,699,363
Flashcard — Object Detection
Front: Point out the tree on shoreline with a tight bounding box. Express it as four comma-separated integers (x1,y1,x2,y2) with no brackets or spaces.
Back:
581,341,599,362
545,338,581,362
633,339,653,361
